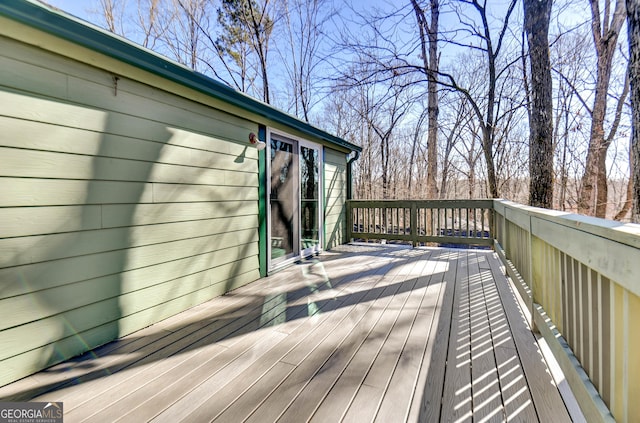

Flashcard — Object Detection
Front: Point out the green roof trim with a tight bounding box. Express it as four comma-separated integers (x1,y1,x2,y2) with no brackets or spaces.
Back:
0,0,361,154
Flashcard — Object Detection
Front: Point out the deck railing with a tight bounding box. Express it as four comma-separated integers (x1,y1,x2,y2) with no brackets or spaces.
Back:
347,199,493,247
346,198,640,423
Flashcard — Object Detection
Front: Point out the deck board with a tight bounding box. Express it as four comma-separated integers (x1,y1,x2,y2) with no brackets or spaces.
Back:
470,254,505,422
408,249,459,422
441,250,473,423
375,267,442,422
0,244,576,422
242,253,420,423
488,253,573,423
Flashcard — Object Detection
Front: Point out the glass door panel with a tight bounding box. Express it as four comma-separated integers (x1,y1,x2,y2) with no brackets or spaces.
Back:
270,138,298,263
300,146,320,254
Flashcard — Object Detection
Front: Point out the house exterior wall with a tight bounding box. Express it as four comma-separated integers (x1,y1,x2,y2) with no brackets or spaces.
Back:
324,148,348,249
0,34,262,386
0,1,358,387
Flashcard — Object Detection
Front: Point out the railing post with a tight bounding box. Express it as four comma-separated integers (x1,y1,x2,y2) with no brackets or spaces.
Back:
527,214,537,332
489,205,498,240
347,201,353,243
410,201,418,247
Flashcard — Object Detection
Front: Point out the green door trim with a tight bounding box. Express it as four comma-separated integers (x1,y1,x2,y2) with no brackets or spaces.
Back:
258,124,268,277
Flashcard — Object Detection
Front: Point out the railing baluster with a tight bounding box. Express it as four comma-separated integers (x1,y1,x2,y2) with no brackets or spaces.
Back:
354,207,358,234
363,207,367,235
450,208,454,236
406,207,409,235
442,208,446,236
473,208,477,238
446,208,450,236
465,208,469,238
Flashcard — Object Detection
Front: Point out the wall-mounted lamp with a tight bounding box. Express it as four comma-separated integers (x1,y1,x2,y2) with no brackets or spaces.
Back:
249,132,266,150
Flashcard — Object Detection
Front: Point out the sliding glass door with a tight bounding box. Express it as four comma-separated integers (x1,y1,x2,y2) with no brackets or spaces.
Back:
299,145,320,257
269,133,322,269
270,137,298,263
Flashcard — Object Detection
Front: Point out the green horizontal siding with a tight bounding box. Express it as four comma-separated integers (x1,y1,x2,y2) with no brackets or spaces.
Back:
0,215,259,322
0,33,262,386
0,267,259,386
324,148,347,250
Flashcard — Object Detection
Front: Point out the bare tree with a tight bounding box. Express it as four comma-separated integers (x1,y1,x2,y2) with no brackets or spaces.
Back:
323,81,380,199
524,0,553,208
550,25,592,211
163,0,210,70
136,0,171,49
97,0,127,35
453,116,483,199
407,105,429,195
278,0,333,121
368,84,411,199
410,0,439,200
628,0,640,222
614,143,634,220
577,0,627,217
438,94,475,198
436,0,519,198
93,0,202,66
337,1,520,199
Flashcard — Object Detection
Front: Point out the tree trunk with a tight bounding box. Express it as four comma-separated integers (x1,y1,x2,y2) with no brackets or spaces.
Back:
577,0,626,217
524,0,553,209
628,0,640,222
440,130,455,199
474,0,518,199
468,165,475,199
408,109,428,195
482,125,499,198
410,0,439,200
426,0,439,200
381,136,389,199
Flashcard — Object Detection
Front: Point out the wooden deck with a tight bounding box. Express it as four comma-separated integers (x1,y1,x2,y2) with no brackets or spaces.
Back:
0,244,577,422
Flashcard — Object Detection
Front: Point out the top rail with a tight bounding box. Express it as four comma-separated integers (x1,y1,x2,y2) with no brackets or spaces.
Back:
493,200,640,423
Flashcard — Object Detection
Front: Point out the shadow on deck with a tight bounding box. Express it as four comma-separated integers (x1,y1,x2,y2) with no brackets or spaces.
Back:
0,244,581,422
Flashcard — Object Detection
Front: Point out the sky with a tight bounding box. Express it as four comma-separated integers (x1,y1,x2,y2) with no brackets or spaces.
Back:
43,0,92,19
40,0,530,74
31,0,632,181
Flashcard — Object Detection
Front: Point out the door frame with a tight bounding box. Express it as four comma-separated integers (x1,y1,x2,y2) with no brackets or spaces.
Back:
266,128,323,272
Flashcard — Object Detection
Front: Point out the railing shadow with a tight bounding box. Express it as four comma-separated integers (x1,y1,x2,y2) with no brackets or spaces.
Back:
417,249,555,421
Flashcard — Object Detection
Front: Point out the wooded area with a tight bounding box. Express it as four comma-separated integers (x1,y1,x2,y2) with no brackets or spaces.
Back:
80,0,638,221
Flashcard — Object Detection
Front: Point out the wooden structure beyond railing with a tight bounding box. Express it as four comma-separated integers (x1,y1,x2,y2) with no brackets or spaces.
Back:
347,199,640,423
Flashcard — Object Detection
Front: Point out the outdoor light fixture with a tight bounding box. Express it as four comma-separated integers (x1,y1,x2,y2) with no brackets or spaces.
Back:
249,132,266,150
